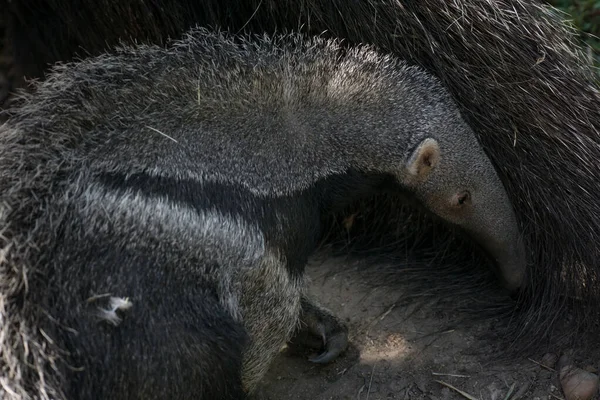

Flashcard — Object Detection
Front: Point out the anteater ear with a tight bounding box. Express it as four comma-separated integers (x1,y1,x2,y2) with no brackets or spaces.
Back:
406,138,440,180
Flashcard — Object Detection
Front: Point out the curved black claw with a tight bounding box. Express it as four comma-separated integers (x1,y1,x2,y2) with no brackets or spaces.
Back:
308,330,348,364
291,296,349,364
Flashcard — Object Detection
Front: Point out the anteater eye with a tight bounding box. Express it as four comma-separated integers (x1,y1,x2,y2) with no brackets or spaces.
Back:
456,191,471,206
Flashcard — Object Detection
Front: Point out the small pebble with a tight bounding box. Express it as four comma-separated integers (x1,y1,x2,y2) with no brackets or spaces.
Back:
558,354,572,371
560,365,599,400
541,353,558,369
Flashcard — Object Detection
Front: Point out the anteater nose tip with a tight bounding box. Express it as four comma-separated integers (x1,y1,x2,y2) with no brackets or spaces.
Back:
497,244,527,293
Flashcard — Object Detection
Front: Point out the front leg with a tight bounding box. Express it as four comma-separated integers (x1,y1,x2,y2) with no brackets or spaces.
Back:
289,296,349,364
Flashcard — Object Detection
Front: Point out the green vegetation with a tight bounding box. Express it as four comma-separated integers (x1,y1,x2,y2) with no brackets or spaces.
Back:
548,0,600,66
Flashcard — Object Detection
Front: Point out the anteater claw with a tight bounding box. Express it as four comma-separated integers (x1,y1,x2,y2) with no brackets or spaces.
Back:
309,331,348,364
291,296,349,364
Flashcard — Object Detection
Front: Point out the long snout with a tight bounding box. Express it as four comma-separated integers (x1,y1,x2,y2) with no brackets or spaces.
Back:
483,233,526,291
468,200,527,292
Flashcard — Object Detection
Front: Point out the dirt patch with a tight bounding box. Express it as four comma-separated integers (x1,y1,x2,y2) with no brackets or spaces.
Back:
260,257,600,400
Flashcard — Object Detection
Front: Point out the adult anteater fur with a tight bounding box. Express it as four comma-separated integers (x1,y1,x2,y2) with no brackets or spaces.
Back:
0,29,521,399
2,0,600,345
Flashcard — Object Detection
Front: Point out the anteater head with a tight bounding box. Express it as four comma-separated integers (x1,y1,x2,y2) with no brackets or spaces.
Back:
340,58,528,292
402,131,526,292
314,47,528,292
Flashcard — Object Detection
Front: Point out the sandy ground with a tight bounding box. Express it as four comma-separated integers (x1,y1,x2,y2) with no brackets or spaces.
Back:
259,256,600,400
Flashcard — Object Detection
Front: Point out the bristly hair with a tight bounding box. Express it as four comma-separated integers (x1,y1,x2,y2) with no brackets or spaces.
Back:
1,0,599,377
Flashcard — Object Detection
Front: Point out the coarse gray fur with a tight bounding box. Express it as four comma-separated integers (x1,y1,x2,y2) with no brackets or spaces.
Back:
0,29,523,399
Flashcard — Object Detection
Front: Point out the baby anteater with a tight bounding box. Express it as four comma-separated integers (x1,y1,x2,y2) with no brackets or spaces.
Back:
0,29,524,399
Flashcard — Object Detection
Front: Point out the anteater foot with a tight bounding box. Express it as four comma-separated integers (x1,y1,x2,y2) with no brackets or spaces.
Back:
290,296,348,364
